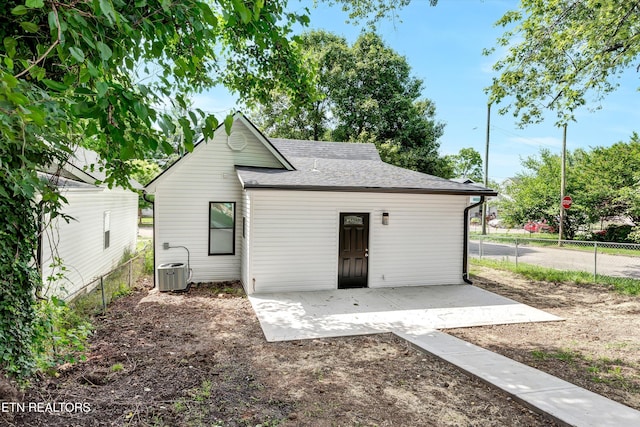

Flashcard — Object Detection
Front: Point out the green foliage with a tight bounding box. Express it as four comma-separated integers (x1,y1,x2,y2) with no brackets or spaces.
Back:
572,134,640,225
498,148,577,237
628,227,640,244
531,349,577,363
332,0,437,26
446,147,484,182
591,225,634,243
144,246,155,275
499,135,640,239
130,159,161,209
0,173,46,377
487,0,640,126
130,159,161,188
250,30,451,177
0,0,317,378
110,363,124,373
31,296,92,371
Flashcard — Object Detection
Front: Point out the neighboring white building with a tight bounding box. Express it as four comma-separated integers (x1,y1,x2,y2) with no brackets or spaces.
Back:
145,113,497,295
39,148,139,300
451,178,498,220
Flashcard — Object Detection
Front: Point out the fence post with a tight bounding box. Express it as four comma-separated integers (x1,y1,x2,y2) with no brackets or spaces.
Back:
594,242,598,282
515,238,519,270
100,276,106,313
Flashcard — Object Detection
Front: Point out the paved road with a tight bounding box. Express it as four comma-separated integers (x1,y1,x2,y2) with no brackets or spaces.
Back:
470,240,640,279
138,225,153,238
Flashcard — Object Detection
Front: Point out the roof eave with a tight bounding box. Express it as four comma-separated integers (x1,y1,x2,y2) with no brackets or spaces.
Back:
242,184,498,196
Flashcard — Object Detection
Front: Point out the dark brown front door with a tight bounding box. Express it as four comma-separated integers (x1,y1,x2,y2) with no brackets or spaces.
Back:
338,213,369,289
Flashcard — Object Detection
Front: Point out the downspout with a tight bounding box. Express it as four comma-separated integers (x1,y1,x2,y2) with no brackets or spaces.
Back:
463,196,485,284
143,192,156,288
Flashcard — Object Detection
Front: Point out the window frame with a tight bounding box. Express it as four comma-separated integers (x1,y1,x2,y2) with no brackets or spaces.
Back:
208,201,236,256
103,211,111,250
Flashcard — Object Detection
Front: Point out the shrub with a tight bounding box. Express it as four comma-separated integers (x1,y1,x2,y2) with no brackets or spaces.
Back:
32,296,92,371
628,226,640,244
592,224,633,243
144,247,154,275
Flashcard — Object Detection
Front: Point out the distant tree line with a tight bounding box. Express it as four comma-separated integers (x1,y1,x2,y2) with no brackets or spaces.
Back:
498,134,640,241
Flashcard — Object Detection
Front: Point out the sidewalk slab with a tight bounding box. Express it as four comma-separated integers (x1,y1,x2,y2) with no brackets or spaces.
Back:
398,330,640,427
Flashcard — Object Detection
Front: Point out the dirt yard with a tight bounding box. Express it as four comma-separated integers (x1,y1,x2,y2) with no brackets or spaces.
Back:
3,268,638,426
448,266,640,412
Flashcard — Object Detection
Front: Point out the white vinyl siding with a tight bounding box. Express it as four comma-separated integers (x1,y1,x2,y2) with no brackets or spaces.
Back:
152,119,285,285
40,187,138,300
247,190,468,294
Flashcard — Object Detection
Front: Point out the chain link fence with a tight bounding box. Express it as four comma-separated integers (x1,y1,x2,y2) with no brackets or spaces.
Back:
470,236,640,280
70,244,152,315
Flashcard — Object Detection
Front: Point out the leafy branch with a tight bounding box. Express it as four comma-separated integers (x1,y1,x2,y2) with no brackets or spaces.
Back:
14,1,62,79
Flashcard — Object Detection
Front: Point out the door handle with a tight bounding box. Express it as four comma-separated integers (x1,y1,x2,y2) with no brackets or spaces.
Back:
365,249,369,257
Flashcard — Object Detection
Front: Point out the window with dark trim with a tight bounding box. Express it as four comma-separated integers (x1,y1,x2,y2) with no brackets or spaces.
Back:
103,211,111,250
209,202,235,255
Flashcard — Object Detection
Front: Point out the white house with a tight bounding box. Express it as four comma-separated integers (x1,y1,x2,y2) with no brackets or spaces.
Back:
145,113,497,295
39,148,139,300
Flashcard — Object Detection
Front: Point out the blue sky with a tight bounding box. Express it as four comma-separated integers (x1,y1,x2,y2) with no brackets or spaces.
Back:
192,0,640,182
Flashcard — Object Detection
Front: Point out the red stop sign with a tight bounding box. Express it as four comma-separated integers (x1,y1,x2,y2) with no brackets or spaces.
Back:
561,195,573,209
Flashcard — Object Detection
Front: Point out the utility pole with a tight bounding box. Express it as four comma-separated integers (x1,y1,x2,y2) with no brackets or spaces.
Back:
558,123,567,245
481,102,491,235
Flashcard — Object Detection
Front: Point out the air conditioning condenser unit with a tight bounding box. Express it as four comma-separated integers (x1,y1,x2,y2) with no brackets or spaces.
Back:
157,263,188,291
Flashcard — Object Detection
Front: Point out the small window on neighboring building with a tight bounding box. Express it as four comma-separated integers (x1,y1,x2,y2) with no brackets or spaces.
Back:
209,202,235,255
103,211,111,250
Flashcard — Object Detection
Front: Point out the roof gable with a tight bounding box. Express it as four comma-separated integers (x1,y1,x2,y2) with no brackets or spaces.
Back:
145,112,293,191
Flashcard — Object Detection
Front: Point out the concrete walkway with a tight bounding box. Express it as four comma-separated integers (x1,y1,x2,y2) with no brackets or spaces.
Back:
399,330,640,427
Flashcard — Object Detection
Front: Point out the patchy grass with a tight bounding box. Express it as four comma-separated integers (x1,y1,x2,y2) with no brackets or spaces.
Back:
140,217,153,225
471,231,559,240
531,349,578,363
110,363,124,373
530,349,639,391
470,258,640,296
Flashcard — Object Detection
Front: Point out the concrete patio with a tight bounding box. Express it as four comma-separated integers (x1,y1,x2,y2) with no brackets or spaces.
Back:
248,284,562,342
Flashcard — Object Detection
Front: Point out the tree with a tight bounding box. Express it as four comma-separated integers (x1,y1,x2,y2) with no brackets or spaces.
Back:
1,0,317,378
447,147,483,182
498,148,583,239
499,136,640,238
251,31,451,177
130,159,161,213
252,31,350,141
573,134,640,225
486,0,640,126
335,0,438,25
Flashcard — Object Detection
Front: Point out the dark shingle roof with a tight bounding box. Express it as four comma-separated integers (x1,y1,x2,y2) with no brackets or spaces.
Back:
37,172,100,189
236,139,497,196
270,138,381,161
